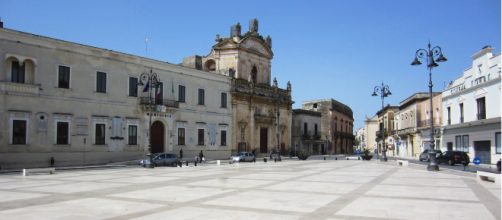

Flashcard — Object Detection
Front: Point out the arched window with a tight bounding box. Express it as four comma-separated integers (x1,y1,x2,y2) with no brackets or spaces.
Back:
204,59,216,71
251,66,257,83
5,56,36,84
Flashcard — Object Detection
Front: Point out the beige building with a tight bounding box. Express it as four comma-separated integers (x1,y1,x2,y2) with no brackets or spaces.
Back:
182,19,293,156
364,115,379,154
376,106,399,157
302,99,354,154
416,93,442,154
0,24,232,169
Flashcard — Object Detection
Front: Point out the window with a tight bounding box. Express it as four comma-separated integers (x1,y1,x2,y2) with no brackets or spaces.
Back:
198,128,204,145
221,130,227,146
178,128,185,145
221,92,227,108
251,66,257,83
198,89,205,105
462,135,469,152
95,123,106,145
178,85,186,103
128,125,137,145
155,82,163,104
459,103,464,123
314,124,318,136
447,107,451,125
455,135,461,150
129,77,138,97
58,65,70,88
96,72,107,93
56,121,69,145
496,132,501,154
304,123,308,135
11,61,25,83
476,97,486,120
12,120,27,145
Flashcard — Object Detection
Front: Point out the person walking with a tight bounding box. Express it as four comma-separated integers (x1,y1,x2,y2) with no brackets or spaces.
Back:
199,150,204,163
179,148,183,159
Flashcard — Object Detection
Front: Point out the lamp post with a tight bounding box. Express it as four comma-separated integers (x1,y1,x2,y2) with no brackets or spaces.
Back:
138,69,159,168
372,82,392,162
411,42,447,171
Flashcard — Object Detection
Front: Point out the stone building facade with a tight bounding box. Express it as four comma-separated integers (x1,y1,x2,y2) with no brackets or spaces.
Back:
0,26,232,169
376,106,399,157
291,109,324,155
302,99,354,154
364,115,379,154
441,46,500,165
182,19,293,156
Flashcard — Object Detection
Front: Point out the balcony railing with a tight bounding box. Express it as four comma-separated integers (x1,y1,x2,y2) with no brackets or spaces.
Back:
0,81,40,95
418,119,441,128
139,97,179,108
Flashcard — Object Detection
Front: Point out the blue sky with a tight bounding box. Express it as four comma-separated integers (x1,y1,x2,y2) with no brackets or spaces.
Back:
1,0,500,130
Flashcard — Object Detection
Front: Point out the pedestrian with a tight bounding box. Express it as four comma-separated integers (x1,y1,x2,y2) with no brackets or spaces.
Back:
252,149,256,157
179,148,183,159
199,150,204,163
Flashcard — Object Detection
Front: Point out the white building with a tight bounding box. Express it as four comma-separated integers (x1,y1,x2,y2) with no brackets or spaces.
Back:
364,115,378,154
441,46,501,165
355,127,365,150
0,25,232,169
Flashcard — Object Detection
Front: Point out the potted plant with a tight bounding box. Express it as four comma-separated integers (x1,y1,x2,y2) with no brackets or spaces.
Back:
297,149,310,160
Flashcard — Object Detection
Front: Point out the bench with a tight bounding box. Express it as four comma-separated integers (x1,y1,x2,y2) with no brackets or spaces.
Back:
346,156,360,160
476,171,500,184
396,160,409,166
22,167,56,176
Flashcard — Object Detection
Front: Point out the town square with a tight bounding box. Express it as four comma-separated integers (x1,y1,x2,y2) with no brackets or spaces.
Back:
0,0,500,219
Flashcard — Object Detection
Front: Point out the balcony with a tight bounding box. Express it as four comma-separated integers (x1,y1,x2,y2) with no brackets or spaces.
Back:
0,81,40,95
418,119,441,128
139,97,179,109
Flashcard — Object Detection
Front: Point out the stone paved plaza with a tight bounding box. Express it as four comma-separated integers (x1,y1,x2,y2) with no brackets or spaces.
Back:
0,160,499,220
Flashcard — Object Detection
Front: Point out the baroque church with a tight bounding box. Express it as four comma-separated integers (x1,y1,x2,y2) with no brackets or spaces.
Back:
182,19,293,155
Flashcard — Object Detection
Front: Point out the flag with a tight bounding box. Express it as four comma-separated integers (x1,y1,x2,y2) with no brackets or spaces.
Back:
142,81,149,92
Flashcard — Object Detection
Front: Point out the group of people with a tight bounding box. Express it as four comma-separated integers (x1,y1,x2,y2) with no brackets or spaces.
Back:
179,149,205,163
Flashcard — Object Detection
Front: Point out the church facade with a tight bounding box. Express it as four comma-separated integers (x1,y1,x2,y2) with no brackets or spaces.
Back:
183,19,293,155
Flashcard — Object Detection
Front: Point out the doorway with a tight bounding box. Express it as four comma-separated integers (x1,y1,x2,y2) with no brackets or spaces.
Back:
260,128,268,153
474,141,491,164
447,142,453,151
151,121,165,154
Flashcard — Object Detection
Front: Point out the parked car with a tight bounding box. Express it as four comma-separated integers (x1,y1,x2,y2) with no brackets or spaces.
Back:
437,151,470,166
140,153,179,167
230,152,256,163
418,149,442,162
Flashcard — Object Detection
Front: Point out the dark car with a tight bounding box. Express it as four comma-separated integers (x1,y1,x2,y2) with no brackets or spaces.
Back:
140,153,179,167
419,149,442,162
437,151,470,166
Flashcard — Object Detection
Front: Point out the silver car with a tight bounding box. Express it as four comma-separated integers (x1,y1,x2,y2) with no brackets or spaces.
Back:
230,152,256,163
140,153,179,167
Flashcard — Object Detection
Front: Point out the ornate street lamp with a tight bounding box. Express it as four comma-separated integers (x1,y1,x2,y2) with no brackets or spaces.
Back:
138,69,159,168
411,41,447,171
372,82,392,162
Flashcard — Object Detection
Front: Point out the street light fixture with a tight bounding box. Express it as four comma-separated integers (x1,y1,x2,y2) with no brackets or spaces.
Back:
138,69,159,168
372,82,391,162
411,41,447,171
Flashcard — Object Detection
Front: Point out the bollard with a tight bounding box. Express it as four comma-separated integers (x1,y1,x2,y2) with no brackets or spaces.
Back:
264,157,267,163
324,156,326,160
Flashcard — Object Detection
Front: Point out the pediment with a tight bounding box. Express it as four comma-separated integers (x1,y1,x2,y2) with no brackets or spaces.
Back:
240,37,273,58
